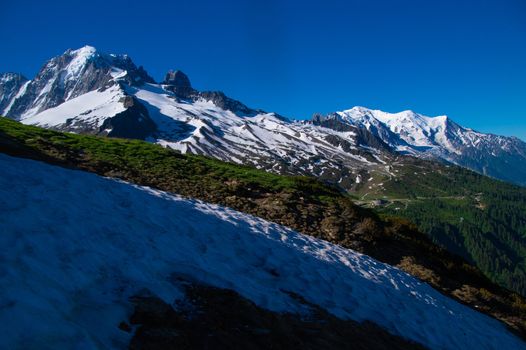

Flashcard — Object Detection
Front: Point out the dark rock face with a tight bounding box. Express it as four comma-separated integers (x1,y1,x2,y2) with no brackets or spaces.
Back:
51,95,157,140
162,70,195,99
0,73,28,115
198,90,263,117
162,70,191,88
101,97,157,140
128,280,426,350
161,70,264,117
311,113,392,153
354,127,393,153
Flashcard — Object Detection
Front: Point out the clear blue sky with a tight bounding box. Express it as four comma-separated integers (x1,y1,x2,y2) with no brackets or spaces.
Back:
1,0,525,139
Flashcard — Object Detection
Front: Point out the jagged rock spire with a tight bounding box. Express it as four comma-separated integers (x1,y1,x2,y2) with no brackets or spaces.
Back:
162,70,191,88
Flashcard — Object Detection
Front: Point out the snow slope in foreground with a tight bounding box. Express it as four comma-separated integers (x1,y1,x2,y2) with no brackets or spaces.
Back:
0,154,523,350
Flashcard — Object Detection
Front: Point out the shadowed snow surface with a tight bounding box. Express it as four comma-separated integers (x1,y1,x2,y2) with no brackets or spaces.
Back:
0,154,524,349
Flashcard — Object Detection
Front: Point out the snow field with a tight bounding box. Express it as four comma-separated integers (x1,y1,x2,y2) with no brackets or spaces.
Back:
0,154,524,349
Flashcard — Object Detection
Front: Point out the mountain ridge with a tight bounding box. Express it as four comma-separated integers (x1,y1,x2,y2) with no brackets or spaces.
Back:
318,106,526,185
1,45,524,186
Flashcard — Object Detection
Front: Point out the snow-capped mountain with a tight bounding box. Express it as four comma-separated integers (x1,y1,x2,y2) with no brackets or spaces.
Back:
2,46,153,121
1,152,524,349
316,107,526,186
1,45,525,186
0,46,394,187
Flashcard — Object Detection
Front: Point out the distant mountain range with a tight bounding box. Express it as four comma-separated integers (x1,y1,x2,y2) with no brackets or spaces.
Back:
1,45,525,186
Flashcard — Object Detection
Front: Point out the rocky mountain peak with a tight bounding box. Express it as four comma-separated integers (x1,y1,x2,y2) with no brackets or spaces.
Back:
64,45,98,62
0,45,155,119
348,106,373,114
162,70,191,88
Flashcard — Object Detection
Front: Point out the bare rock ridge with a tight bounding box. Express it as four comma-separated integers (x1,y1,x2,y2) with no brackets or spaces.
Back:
311,112,393,153
100,96,157,139
161,69,262,116
162,69,191,88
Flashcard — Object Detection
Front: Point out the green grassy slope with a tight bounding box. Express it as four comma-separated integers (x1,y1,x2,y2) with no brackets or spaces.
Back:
1,117,525,337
